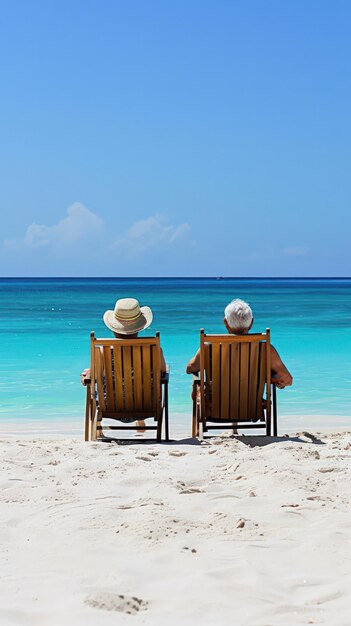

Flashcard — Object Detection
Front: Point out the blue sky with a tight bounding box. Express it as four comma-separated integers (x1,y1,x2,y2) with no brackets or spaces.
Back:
0,0,350,276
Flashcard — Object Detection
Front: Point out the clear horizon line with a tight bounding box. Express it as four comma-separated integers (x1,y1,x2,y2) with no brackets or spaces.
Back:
1,276,350,280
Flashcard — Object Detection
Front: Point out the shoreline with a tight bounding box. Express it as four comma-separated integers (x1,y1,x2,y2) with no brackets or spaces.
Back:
1,412,350,438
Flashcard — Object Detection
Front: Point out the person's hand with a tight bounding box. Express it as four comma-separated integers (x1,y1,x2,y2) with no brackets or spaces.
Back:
80,368,91,386
273,378,286,389
272,374,292,389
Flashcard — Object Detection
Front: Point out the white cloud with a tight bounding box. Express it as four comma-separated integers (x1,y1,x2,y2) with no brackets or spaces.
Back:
112,213,194,257
4,203,104,251
2,205,196,274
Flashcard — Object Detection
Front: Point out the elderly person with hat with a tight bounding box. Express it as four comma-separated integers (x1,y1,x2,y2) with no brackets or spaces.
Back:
81,298,166,430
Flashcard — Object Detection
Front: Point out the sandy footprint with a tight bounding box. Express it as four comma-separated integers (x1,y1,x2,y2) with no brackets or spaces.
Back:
176,481,205,494
85,591,148,614
116,498,163,509
168,450,187,457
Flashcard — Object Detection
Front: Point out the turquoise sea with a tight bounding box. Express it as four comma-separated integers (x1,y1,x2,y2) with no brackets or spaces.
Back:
0,278,350,429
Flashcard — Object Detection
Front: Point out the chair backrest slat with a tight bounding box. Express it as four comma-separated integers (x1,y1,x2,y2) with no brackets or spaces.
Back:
239,343,250,421
220,343,230,419
103,346,115,412
248,341,259,418
152,344,161,419
132,346,143,408
229,343,240,420
141,344,152,410
122,346,133,410
256,343,267,420
113,345,124,411
94,346,106,413
211,343,221,418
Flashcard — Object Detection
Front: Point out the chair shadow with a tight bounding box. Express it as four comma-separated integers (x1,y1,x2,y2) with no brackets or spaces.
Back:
202,432,326,446
99,431,325,447
100,436,203,446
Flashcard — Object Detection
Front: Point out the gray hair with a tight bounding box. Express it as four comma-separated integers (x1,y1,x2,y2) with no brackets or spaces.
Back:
224,299,253,330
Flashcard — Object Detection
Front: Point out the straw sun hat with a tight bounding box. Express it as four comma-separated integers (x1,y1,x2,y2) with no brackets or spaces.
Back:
103,298,153,335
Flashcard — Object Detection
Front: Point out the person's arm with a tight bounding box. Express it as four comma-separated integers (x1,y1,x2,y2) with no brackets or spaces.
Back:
270,345,293,388
80,368,91,386
160,349,167,374
186,349,201,375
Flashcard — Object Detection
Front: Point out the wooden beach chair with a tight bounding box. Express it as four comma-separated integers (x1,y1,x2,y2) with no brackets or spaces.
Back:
192,329,277,438
84,332,169,442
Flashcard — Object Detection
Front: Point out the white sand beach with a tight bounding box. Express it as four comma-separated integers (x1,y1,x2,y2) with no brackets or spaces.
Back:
1,428,350,626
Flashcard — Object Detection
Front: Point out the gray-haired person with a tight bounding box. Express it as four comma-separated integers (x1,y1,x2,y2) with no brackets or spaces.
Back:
186,299,292,388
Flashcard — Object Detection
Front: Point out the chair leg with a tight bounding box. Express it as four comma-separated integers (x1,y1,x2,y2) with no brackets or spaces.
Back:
192,383,200,437
156,411,163,442
91,408,99,441
164,385,169,441
192,394,197,437
273,385,278,436
192,414,197,438
84,385,91,441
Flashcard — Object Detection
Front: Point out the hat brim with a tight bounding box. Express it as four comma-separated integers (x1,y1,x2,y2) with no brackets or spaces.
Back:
103,306,153,335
